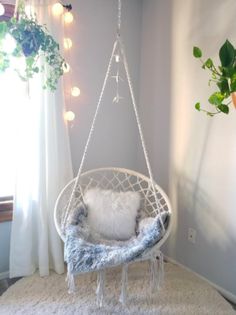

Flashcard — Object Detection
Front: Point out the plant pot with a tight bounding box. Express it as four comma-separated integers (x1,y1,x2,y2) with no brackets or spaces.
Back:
231,92,236,109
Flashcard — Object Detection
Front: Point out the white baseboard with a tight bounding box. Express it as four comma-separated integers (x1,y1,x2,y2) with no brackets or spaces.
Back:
0,271,9,280
165,256,236,305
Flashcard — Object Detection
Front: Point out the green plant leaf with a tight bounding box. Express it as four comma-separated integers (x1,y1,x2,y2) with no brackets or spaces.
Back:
208,92,225,105
0,10,65,91
219,40,235,67
195,102,201,111
229,73,236,92
205,58,213,68
217,79,230,95
0,21,7,39
221,66,235,78
193,46,202,58
230,80,236,92
26,56,35,67
217,104,229,114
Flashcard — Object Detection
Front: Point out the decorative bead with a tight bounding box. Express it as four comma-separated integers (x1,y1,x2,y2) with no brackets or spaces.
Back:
115,54,120,63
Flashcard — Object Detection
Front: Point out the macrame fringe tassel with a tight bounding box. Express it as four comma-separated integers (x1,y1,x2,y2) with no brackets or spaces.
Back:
66,272,76,294
150,252,164,292
119,264,128,305
157,252,164,287
96,270,106,307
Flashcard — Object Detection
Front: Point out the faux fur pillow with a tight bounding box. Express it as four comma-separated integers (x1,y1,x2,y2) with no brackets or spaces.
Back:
84,188,141,241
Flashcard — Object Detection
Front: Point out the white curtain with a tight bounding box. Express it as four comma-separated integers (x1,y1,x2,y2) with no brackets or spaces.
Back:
10,0,73,277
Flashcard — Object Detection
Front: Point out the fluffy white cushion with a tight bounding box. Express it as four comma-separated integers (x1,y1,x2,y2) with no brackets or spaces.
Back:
84,188,141,241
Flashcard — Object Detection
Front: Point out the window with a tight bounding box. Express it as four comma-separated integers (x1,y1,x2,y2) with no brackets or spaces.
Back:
0,4,15,222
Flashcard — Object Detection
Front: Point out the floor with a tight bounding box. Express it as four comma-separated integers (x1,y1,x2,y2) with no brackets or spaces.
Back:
0,277,21,296
0,275,235,310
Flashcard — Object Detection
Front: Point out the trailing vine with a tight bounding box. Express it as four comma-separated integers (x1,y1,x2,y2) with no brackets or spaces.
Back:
193,40,236,117
0,1,66,91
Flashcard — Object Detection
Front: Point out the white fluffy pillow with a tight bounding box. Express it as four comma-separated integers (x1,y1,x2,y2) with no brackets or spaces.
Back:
84,188,141,241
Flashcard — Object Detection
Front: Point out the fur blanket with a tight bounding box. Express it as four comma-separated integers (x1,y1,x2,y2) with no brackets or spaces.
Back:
64,203,169,275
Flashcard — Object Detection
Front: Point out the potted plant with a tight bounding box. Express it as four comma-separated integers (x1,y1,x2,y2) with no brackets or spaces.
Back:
0,0,66,91
193,40,236,116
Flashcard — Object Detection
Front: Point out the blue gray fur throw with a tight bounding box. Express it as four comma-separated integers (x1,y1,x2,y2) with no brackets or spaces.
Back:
64,203,169,275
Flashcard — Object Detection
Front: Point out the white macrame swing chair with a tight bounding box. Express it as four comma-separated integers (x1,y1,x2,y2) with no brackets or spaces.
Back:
54,0,172,306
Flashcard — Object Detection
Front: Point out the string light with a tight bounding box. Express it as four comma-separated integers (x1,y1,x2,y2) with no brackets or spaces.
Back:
63,38,72,50
25,4,35,17
65,110,75,121
56,3,81,123
52,2,64,16
0,3,5,16
71,86,80,97
64,11,74,24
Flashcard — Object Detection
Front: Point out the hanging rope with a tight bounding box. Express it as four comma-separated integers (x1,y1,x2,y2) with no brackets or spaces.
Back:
118,37,165,230
62,39,118,229
62,0,165,232
117,0,121,36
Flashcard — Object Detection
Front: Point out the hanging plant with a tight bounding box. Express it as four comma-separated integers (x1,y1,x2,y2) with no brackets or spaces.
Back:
0,0,66,91
193,40,236,117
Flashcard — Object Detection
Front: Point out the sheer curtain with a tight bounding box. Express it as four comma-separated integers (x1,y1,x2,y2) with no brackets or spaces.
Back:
10,0,73,277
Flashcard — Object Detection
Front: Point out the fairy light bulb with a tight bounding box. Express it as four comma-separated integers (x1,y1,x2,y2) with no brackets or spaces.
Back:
25,4,35,17
71,87,80,97
63,38,72,50
63,62,70,73
64,11,74,24
52,2,64,16
65,111,75,121
0,3,5,16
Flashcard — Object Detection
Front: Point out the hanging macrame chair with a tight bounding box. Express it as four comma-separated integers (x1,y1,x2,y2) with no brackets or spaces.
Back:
54,0,172,306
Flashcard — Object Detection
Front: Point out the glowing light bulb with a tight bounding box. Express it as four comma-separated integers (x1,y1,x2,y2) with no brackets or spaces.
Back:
63,38,72,50
25,4,35,17
71,86,80,97
63,62,70,73
64,11,73,24
65,111,75,121
52,2,63,16
0,3,5,16
115,54,120,63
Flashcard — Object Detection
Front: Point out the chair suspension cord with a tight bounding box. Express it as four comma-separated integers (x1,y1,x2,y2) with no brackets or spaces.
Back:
62,39,118,230
119,37,165,231
62,0,165,232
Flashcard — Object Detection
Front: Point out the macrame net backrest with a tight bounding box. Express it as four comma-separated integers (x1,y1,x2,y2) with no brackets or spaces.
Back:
54,167,172,242
55,0,172,240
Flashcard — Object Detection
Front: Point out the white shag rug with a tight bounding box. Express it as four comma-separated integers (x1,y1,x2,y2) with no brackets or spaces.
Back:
0,262,235,315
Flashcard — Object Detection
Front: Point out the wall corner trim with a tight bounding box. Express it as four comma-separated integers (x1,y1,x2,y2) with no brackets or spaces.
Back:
0,271,9,280
165,256,236,305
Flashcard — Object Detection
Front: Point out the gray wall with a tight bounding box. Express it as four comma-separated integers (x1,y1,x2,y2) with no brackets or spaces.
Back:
1,0,236,301
0,222,11,276
66,0,143,174
139,0,236,299
138,0,172,192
